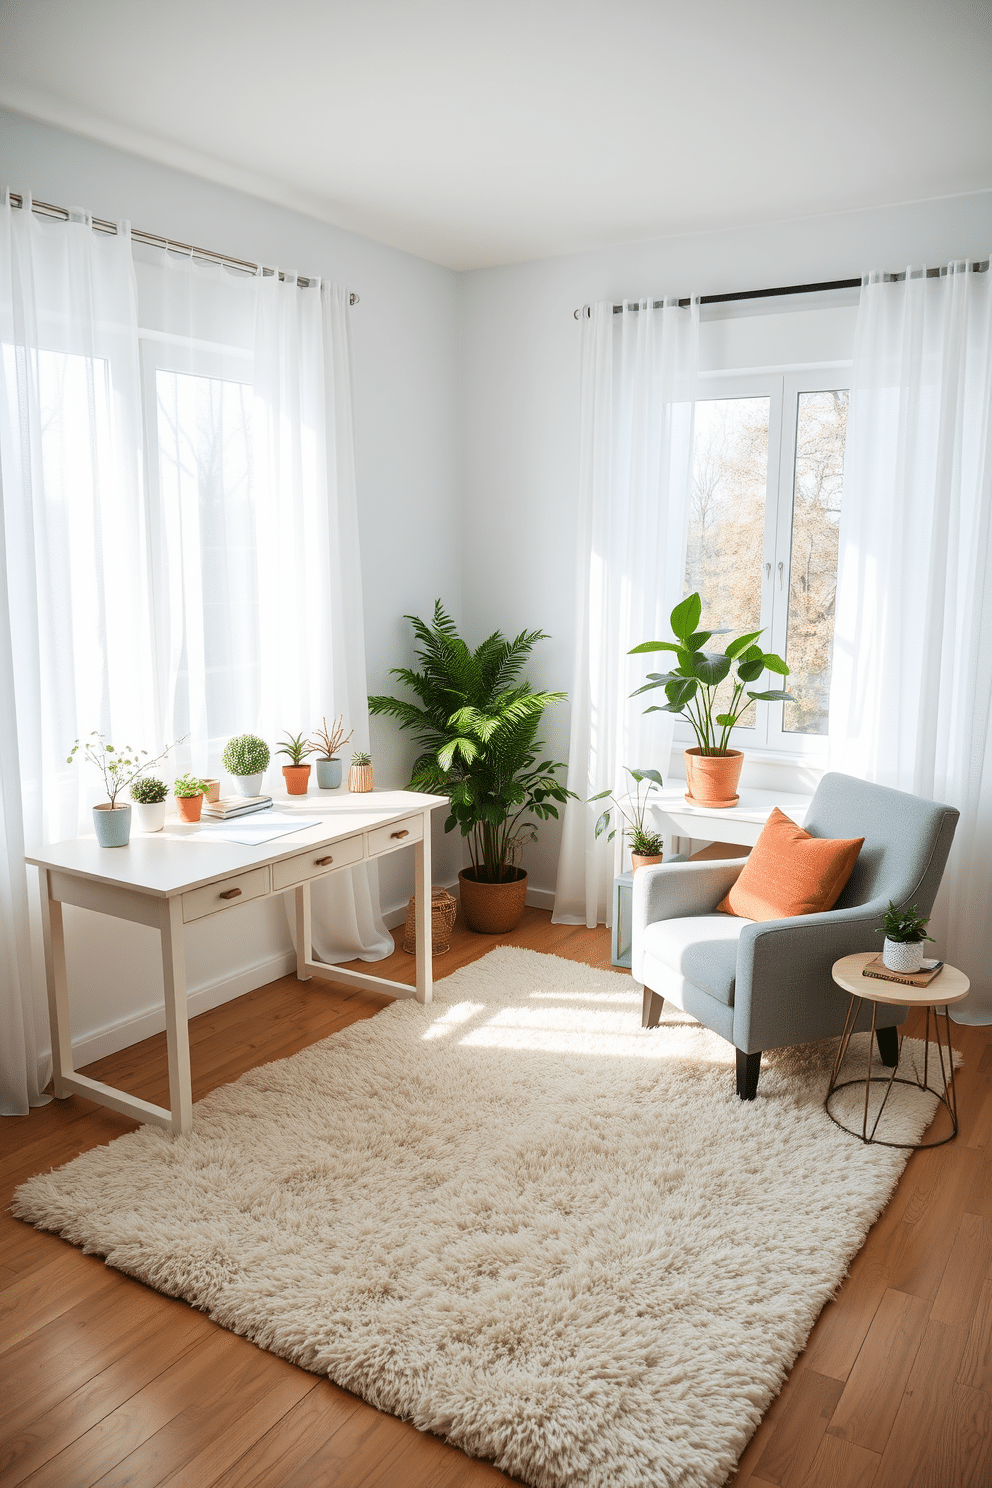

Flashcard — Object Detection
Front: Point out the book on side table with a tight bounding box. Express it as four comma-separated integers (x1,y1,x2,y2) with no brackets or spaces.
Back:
861,955,945,989
201,795,273,820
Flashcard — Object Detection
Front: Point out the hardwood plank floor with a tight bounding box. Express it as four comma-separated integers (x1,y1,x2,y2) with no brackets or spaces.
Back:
2,906,989,1487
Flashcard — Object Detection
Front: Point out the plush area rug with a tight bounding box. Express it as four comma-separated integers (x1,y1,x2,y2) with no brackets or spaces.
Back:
14,947,945,1488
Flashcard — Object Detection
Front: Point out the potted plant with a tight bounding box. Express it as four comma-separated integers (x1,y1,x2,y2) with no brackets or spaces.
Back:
311,714,353,789
878,902,935,973
131,775,169,832
222,734,270,797
590,767,666,870
368,602,573,934
348,750,374,793
173,773,208,823
277,732,315,795
67,732,178,847
630,592,793,808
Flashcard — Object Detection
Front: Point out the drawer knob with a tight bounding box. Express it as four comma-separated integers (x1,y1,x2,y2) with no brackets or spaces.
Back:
315,855,334,866
220,887,242,900
390,829,410,840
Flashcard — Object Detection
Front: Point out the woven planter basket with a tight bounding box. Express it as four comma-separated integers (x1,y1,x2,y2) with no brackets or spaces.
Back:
403,886,458,956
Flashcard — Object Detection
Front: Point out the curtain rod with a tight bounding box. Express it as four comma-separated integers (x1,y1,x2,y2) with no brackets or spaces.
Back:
7,191,359,304
572,262,989,319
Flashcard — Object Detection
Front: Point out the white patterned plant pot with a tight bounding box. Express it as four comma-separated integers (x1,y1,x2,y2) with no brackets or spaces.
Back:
882,937,925,972
231,772,264,798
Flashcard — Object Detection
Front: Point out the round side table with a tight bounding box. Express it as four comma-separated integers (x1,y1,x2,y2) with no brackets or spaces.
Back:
827,952,970,1148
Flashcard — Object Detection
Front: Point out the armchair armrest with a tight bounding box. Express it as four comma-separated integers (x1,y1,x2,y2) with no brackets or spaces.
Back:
632,859,746,932
733,898,905,1053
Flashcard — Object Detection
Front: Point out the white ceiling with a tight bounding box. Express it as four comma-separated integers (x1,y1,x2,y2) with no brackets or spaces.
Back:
1,0,990,271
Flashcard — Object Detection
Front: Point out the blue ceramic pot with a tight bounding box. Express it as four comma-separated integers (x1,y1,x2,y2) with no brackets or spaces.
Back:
315,757,342,789
93,803,131,847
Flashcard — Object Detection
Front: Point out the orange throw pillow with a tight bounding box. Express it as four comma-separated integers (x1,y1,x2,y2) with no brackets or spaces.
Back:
716,806,863,921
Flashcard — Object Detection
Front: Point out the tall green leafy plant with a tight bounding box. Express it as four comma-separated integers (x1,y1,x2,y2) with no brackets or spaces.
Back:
368,602,574,883
630,592,794,756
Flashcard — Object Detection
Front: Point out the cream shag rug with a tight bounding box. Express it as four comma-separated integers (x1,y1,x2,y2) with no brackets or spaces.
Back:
14,947,945,1488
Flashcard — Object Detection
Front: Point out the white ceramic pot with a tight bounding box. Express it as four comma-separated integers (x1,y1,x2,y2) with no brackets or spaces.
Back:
231,771,264,797
134,800,167,832
882,938,925,973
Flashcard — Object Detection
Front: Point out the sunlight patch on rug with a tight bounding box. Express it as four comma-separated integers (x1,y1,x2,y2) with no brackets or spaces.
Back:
13,947,944,1488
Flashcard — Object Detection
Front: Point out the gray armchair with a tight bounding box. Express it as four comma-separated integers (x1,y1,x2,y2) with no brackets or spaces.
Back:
632,772,959,1099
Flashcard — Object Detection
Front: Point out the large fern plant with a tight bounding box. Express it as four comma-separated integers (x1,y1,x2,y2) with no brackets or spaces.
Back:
368,602,573,883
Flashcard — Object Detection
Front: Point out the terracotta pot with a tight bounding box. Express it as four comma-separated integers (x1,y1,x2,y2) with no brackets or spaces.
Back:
631,853,665,872
175,793,204,823
203,778,221,804
458,867,528,934
283,764,311,796
348,764,374,793
684,748,744,809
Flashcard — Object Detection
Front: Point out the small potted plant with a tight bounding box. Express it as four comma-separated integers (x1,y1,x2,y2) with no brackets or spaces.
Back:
590,767,666,870
311,714,353,790
878,902,934,973
222,734,270,797
131,775,169,832
277,732,315,795
173,773,208,823
348,750,374,793
67,732,178,847
630,592,793,809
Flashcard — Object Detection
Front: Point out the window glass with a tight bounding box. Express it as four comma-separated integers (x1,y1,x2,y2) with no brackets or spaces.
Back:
784,390,848,734
685,396,770,728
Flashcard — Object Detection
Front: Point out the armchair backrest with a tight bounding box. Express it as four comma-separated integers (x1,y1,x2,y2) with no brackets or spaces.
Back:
803,772,959,916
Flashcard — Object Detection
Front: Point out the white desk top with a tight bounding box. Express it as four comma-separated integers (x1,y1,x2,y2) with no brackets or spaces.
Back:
26,788,448,898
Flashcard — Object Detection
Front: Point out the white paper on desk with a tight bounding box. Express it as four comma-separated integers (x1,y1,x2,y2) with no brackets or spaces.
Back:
195,814,322,845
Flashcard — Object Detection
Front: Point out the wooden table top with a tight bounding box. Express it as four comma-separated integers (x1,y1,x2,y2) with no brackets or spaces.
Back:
832,951,970,1007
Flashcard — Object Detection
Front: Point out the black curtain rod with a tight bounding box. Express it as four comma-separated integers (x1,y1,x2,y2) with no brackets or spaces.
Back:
573,262,989,319
6,191,359,304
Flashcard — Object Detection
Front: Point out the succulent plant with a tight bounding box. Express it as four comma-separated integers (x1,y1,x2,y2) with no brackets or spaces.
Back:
276,732,314,765
130,775,168,804
222,734,270,776
351,750,372,766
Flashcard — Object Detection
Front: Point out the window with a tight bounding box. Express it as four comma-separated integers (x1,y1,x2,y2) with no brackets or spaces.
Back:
680,370,849,755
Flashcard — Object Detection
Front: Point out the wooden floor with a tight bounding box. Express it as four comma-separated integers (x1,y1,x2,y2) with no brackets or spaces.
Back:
1,908,990,1488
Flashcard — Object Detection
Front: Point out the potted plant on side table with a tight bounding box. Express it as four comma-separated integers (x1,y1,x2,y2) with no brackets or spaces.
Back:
311,715,353,789
630,592,794,809
174,774,208,823
590,767,666,869
277,733,314,795
131,775,169,832
368,601,573,934
878,902,935,973
68,732,178,847
222,734,270,797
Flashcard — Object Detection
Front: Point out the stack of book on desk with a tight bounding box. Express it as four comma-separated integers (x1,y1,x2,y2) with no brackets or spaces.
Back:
201,795,273,820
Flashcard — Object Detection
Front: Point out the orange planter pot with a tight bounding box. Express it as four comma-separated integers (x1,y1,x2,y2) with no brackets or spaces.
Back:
175,793,204,822
684,748,744,809
283,764,311,795
458,868,528,934
631,853,664,872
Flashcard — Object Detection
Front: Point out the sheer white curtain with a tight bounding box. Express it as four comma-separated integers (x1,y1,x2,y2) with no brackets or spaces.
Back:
829,261,992,1023
0,199,385,1114
553,299,698,926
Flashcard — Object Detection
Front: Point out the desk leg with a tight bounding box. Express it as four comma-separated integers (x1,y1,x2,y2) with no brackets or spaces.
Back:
160,897,193,1136
295,883,312,981
415,813,433,1005
40,870,73,1098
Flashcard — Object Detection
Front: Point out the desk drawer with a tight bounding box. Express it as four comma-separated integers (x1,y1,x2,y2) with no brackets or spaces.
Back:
182,866,270,923
271,833,365,891
366,814,423,858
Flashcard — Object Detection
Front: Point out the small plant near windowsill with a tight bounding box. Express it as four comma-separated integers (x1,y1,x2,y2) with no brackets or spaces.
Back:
590,767,666,862
130,776,168,805
311,715,353,761
173,774,208,798
877,901,934,973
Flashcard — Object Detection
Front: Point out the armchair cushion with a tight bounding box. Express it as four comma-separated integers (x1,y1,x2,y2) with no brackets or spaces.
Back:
716,806,863,921
641,914,751,1006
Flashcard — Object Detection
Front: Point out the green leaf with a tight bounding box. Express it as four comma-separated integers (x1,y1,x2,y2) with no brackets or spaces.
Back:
594,810,611,838
714,712,738,726
736,658,765,682
670,592,702,641
683,630,712,652
638,768,665,786
724,629,764,660
664,677,698,709
691,652,732,686
746,689,795,702
588,788,613,802
628,639,681,655
761,652,790,676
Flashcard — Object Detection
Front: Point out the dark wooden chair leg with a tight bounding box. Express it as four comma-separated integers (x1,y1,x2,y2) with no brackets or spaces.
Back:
876,1025,899,1068
642,988,664,1028
736,1049,761,1100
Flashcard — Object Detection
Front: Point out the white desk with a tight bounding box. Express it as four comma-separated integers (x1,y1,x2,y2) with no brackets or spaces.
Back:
645,784,813,850
26,788,447,1137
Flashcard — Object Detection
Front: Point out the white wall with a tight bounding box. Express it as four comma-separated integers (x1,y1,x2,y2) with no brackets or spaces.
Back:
458,192,992,900
1,109,466,1058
